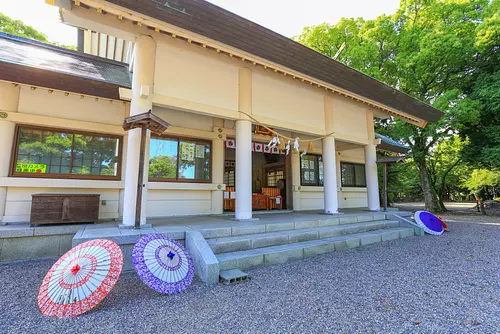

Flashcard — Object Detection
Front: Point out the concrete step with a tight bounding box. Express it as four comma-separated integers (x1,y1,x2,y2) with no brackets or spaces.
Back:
207,220,400,254
216,227,415,271
198,213,389,240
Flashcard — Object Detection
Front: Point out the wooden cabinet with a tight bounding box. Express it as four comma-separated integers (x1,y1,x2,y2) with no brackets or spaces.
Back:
252,193,268,210
30,194,100,226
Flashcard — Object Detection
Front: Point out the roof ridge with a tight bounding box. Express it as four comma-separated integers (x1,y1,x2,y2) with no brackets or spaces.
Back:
0,32,130,68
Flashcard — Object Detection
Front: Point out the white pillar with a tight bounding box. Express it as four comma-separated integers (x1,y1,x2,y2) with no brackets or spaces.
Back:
323,136,339,213
235,68,253,220
365,109,380,211
235,119,252,219
365,144,380,211
0,121,15,225
323,95,339,213
122,35,156,226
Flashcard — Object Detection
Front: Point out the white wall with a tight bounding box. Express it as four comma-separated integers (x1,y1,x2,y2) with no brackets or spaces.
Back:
338,147,368,208
147,189,212,217
252,71,325,132
332,95,369,141
0,85,225,223
18,86,126,125
154,42,239,112
291,145,368,211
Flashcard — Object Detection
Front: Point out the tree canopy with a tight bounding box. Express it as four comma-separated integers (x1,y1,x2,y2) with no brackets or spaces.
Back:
297,0,500,212
0,12,76,50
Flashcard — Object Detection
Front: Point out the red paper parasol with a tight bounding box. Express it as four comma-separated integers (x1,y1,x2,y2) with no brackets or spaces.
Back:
38,239,123,318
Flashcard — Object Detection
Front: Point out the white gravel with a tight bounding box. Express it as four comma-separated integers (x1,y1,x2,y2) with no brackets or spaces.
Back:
1,217,499,333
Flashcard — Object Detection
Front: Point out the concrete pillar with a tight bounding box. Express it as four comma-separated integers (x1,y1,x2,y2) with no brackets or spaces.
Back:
235,119,252,219
365,109,380,211
0,121,15,224
323,136,339,213
235,68,253,220
211,121,225,214
322,95,339,214
122,35,156,226
365,144,380,211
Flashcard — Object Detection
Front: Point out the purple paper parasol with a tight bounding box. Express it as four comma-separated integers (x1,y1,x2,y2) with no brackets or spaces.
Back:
132,234,194,294
414,211,444,235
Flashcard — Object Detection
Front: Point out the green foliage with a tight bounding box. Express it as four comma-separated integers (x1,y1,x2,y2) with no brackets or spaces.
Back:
297,0,498,211
0,13,48,41
461,71,500,168
464,169,500,194
149,155,177,179
0,12,76,50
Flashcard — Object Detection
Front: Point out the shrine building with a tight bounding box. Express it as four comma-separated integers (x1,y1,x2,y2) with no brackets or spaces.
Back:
0,0,441,227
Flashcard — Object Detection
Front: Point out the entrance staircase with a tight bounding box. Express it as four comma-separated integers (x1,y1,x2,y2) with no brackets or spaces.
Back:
206,213,417,271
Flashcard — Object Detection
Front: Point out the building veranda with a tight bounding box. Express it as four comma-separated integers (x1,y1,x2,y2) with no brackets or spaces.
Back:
0,0,441,274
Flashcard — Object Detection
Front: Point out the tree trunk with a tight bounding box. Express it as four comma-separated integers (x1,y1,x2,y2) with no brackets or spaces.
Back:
414,157,446,213
478,189,488,215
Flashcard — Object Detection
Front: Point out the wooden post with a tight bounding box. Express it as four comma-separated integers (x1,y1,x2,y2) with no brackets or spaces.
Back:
135,125,147,229
383,163,388,212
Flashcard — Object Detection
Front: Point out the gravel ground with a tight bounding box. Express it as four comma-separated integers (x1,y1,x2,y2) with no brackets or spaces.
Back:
1,216,499,333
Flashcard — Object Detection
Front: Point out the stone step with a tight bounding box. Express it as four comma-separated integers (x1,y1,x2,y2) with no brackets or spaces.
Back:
198,213,389,240
207,220,400,254
216,227,415,271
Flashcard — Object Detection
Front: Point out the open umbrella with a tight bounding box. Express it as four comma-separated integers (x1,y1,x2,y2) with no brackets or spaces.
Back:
38,239,123,318
414,211,444,235
132,234,194,294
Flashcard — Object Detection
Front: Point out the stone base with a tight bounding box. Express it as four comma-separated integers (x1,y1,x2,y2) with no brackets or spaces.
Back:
186,231,219,284
320,212,345,215
229,218,260,222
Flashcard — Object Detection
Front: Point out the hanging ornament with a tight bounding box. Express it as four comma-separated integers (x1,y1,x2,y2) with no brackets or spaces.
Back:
293,137,300,153
307,141,314,153
268,136,280,148
285,140,291,155
278,138,286,151
300,149,308,157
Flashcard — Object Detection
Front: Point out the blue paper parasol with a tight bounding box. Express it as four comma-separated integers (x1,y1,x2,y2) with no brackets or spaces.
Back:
132,234,194,294
414,211,444,235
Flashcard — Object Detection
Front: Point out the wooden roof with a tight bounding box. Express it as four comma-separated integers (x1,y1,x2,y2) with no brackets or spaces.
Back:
0,32,130,100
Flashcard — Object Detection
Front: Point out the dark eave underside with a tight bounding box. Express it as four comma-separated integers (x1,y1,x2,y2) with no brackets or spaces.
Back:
0,62,124,100
105,0,442,123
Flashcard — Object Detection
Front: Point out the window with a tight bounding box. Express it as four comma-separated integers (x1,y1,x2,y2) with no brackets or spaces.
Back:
11,125,122,180
341,162,366,187
266,168,284,187
223,161,235,187
149,136,211,182
300,154,323,186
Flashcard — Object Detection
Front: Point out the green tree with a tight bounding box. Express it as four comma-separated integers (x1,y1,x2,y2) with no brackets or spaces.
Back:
464,169,500,214
0,13,48,42
0,12,76,50
149,156,177,179
297,0,497,212
427,136,469,203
